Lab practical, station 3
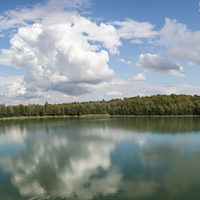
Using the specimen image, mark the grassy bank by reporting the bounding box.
[0,114,110,120]
[110,115,200,118]
[0,114,200,121]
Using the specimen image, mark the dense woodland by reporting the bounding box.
[1,94,200,118]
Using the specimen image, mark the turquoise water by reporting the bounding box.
[0,117,200,200]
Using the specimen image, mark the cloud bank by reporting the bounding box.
[0,0,160,101]
[0,0,199,103]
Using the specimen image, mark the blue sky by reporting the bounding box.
[0,0,200,104]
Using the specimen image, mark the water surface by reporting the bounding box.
[0,117,200,200]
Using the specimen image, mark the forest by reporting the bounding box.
[1,94,200,118]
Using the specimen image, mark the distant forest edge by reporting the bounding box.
[1,94,200,118]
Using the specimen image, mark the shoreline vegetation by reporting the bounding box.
[1,94,200,120]
[0,114,200,121]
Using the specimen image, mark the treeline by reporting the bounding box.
[1,94,200,118]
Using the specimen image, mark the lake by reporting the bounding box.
[0,117,200,200]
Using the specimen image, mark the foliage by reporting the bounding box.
[1,94,200,118]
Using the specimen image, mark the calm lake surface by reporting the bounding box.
[0,117,200,200]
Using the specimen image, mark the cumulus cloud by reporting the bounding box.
[136,53,185,77]
[0,0,160,101]
[0,14,119,97]
[160,18,200,65]
[113,18,158,39]
[1,1,198,103]
[0,76,25,98]
[130,73,146,81]
[0,78,78,105]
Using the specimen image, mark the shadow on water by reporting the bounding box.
[0,117,200,134]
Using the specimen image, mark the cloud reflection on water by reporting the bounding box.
[0,118,200,199]
[0,119,146,199]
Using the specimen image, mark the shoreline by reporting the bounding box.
[0,114,200,120]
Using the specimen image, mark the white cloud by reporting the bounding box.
[92,79,200,101]
[0,0,160,101]
[160,18,200,65]
[113,18,158,39]
[136,53,185,77]
[131,39,143,44]
[0,76,25,97]
[1,2,199,103]
[107,91,122,96]
[131,73,146,81]
[0,0,91,32]
[118,58,131,65]
[0,14,120,97]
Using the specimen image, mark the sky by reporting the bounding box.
[0,0,200,104]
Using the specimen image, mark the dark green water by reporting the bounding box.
[0,117,200,200]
